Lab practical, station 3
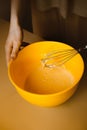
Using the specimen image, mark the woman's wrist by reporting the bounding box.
[10,14,19,26]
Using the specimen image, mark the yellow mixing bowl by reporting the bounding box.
[8,41,84,107]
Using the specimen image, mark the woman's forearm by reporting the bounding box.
[10,0,21,24]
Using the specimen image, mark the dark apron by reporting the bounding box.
[31,0,87,49]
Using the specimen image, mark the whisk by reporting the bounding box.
[41,45,87,68]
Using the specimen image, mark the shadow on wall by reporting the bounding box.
[0,0,32,32]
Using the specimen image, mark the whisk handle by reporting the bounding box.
[78,45,87,52]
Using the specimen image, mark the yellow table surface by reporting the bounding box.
[0,19,87,130]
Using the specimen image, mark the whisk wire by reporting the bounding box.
[48,49,77,59]
[44,50,78,67]
[42,45,87,67]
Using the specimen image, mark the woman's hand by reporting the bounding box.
[5,22,23,66]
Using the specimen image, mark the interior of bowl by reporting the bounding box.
[8,41,84,95]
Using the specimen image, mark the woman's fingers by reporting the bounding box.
[5,24,23,66]
[5,40,21,66]
[11,41,21,59]
[5,41,13,66]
